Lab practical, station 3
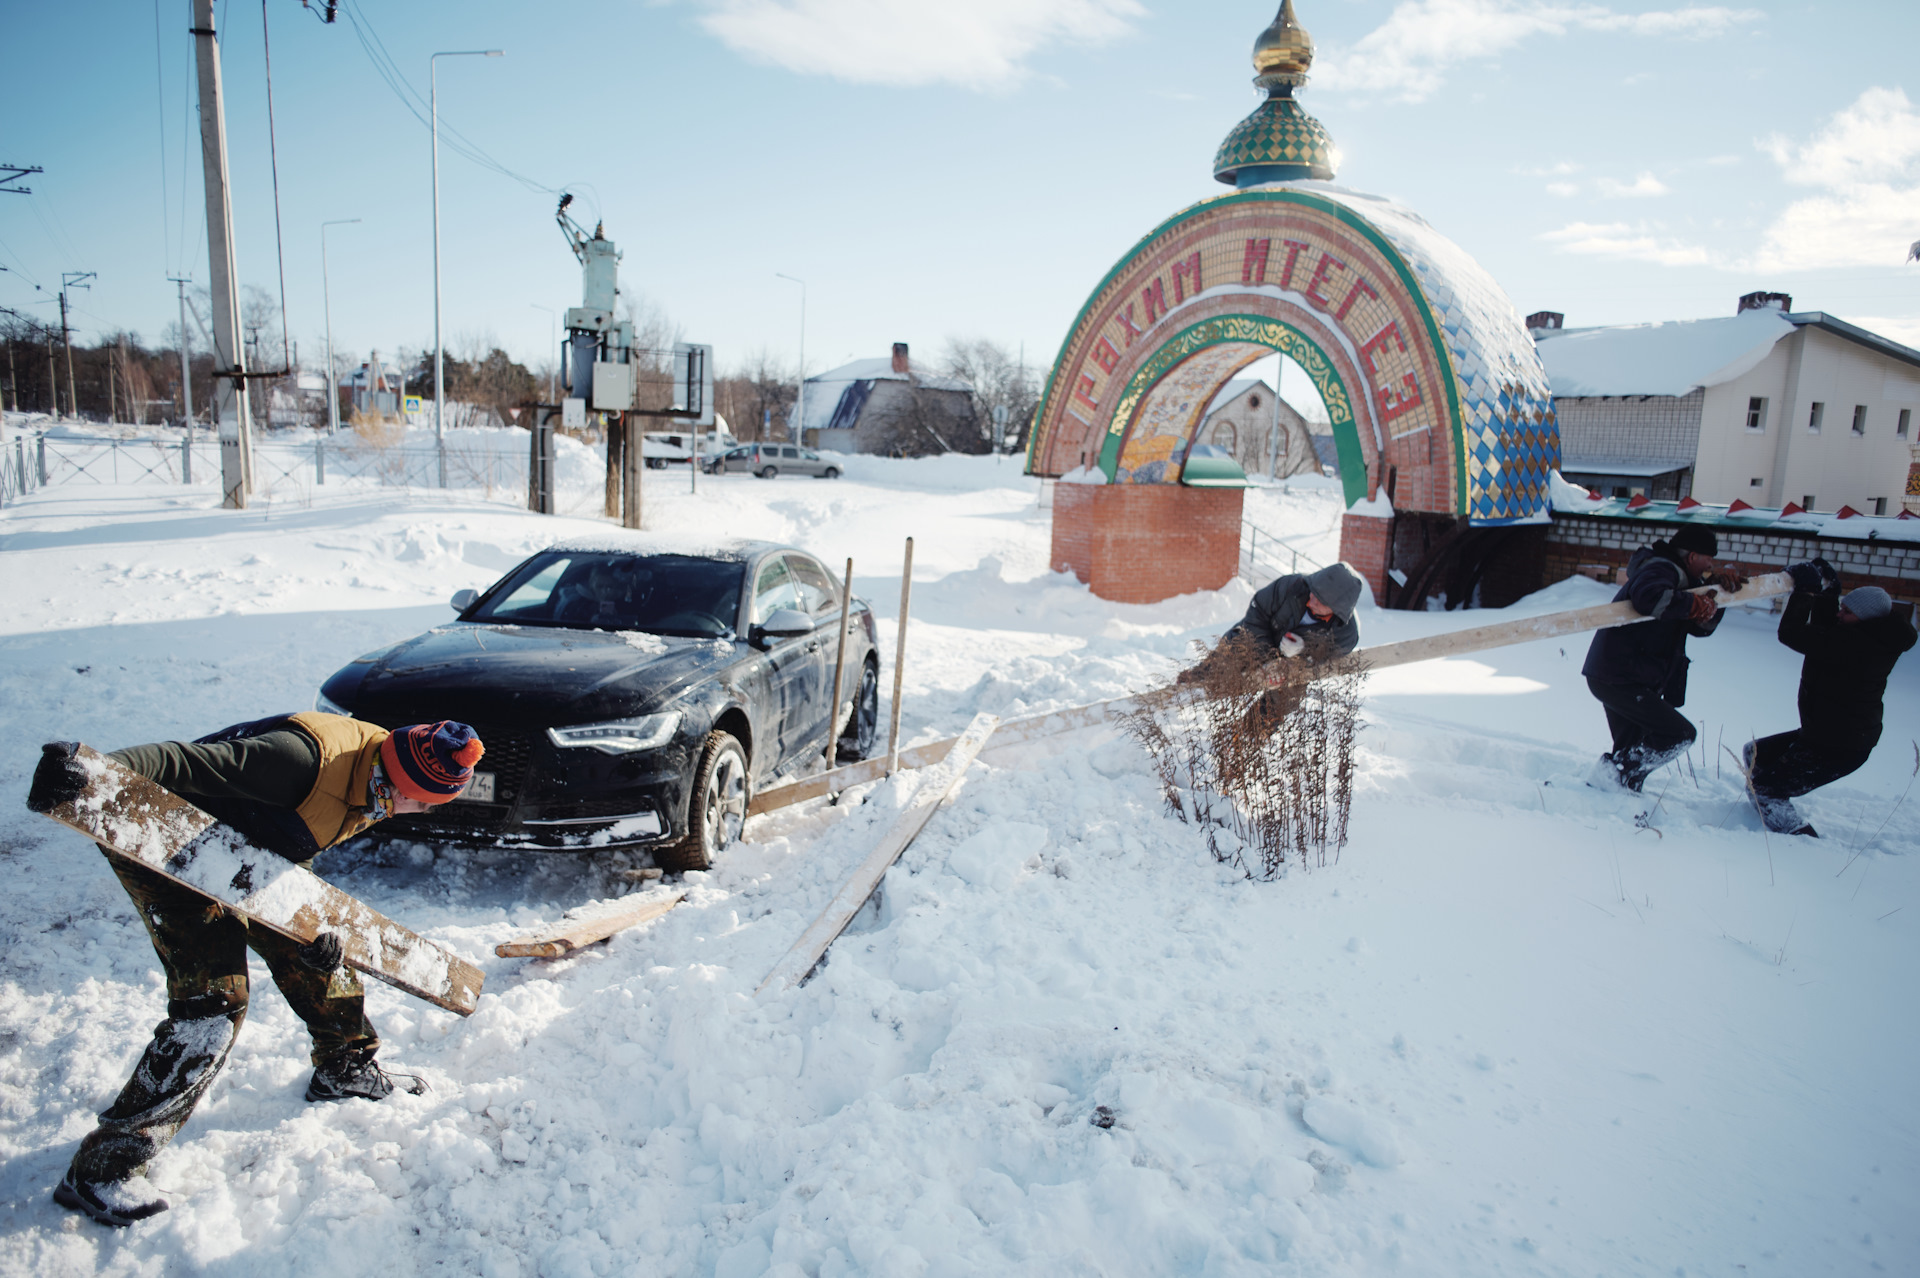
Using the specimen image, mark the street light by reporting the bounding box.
[530,303,556,403]
[775,272,805,443]
[432,48,503,485]
[321,218,361,436]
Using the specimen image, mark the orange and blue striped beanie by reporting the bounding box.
[381,721,485,804]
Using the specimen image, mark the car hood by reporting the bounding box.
[347,623,742,724]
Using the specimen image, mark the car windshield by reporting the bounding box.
[470,552,744,637]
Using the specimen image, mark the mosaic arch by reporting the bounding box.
[1027,184,1560,525]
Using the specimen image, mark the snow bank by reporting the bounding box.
[0,468,1916,1277]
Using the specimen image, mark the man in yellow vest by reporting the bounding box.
[26,712,483,1227]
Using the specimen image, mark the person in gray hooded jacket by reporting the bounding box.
[1179,564,1365,728]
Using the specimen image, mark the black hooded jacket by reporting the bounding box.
[1580,540,1721,695]
[1779,593,1915,745]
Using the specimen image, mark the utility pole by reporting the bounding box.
[776,273,805,443]
[167,277,194,428]
[191,0,254,508]
[431,48,504,488]
[58,273,93,420]
[321,220,358,436]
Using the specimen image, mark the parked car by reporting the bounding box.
[315,538,879,869]
[708,442,842,479]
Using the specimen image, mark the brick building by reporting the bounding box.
[1532,295,1920,515]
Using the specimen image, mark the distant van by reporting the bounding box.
[708,443,842,479]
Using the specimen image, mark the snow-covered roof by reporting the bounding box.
[801,357,972,434]
[1547,470,1920,542]
[1536,308,1796,398]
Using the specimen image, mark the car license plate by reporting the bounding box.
[456,771,496,803]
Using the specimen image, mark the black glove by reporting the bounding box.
[26,742,86,813]
[1785,562,1823,594]
[1809,556,1839,592]
[295,932,345,973]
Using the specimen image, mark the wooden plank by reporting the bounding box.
[1320,572,1792,680]
[745,573,1795,818]
[42,746,485,1015]
[494,889,687,959]
[756,712,998,997]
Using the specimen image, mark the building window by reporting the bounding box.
[1745,396,1767,431]
[1874,497,1888,516]
[1802,494,1816,510]
[1749,477,1764,487]
[1852,404,1867,434]
[1901,409,1912,438]
[1808,402,1824,432]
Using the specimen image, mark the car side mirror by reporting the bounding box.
[451,588,479,612]
[753,607,814,647]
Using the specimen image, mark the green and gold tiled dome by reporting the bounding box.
[1214,0,1337,186]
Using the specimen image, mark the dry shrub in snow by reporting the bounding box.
[1125,638,1366,879]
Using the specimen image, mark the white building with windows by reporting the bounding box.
[1533,294,1919,515]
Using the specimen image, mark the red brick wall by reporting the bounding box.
[1050,484,1245,604]
[1340,512,1390,603]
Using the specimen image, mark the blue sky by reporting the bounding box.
[3,0,1915,390]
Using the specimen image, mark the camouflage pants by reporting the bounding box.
[69,849,378,1184]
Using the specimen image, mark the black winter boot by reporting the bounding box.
[54,1170,169,1227]
[305,1048,424,1102]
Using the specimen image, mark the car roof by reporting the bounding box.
[541,533,782,563]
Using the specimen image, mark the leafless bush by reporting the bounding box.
[1123,639,1366,879]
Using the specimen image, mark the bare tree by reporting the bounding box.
[716,348,796,442]
[941,337,1041,452]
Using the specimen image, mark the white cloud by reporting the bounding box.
[696,0,1143,90]
[1545,180,1579,197]
[1753,87,1920,270]
[1315,0,1762,103]
[1597,171,1669,197]
[1538,221,1712,266]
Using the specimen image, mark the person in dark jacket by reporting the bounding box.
[1582,525,1746,792]
[1180,563,1364,727]
[26,713,483,1227]
[1743,578,1915,835]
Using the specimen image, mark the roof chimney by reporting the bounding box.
[1738,291,1792,315]
[891,342,909,375]
[1525,310,1564,336]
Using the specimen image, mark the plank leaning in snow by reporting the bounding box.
[494,889,687,959]
[40,747,485,1016]
[756,712,999,998]
[747,573,1794,818]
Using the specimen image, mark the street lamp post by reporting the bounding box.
[530,303,556,403]
[775,273,805,444]
[321,218,361,436]
[431,48,503,486]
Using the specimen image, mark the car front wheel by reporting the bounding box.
[662,730,747,872]
[836,659,880,761]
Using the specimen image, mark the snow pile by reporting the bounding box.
[1548,468,1605,512]
[0,458,1916,1276]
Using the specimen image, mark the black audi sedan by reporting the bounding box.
[315,537,878,870]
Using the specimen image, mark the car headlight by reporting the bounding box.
[547,712,682,754]
[315,690,352,717]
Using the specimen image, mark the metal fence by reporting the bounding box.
[1240,520,1326,585]
[2,431,548,507]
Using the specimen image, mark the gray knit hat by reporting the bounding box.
[1306,563,1364,622]
[1841,586,1891,620]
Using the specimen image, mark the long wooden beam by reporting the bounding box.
[745,574,1793,820]
[756,712,998,997]
[43,747,485,1015]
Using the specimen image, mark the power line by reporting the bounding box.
[335,0,552,195]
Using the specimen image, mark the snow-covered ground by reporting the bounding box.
[0,454,1914,1277]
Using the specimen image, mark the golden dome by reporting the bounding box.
[1252,0,1314,86]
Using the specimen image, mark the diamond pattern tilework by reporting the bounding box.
[1282,183,1560,525]
[1213,98,1336,182]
